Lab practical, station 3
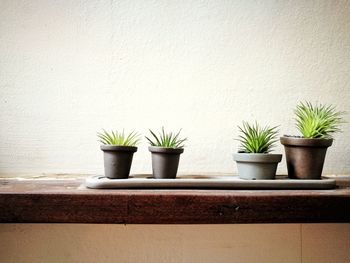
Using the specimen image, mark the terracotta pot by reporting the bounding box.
[149,146,184,179]
[101,145,137,179]
[233,153,282,180]
[280,136,333,179]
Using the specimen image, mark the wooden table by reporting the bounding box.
[1,175,350,224]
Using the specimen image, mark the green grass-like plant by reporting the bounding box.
[146,127,187,148]
[295,101,345,139]
[237,121,279,153]
[97,129,141,146]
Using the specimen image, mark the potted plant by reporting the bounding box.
[280,101,345,179]
[97,129,140,179]
[146,127,187,179]
[233,121,282,180]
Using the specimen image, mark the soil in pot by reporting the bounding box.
[101,145,137,179]
[149,146,184,179]
[233,153,282,180]
[280,136,333,179]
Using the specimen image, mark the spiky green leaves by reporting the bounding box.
[237,122,279,153]
[97,129,141,146]
[146,127,187,148]
[295,102,345,139]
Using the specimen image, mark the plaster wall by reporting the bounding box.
[0,0,349,175]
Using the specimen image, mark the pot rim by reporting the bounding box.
[100,145,138,152]
[233,153,282,163]
[148,146,184,154]
[280,136,333,147]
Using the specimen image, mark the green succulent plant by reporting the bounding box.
[294,101,345,139]
[146,127,187,148]
[237,121,279,153]
[97,129,141,146]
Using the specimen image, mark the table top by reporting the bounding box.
[1,174,350,224]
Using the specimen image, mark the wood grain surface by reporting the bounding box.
[1,176,350,224]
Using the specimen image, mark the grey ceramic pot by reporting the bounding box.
[280,136,333,179]
[233,153,282,180]
[149,146,184,179]
[100,145,137,179]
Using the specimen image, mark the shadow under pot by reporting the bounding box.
[280,137,333,179]
[233,153,282,180]
[101,145,137,179]
[149,146,184,179]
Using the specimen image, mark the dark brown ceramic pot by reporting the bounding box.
[101,145,137,179]
[280,136,333,179]
[149,146,184,179]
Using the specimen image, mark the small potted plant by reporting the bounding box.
[280,101,345,179]
[233,121,282,180]
[97,129,140,179]
[146,127,187,179]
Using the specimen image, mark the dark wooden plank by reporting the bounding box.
[1,177,350,223]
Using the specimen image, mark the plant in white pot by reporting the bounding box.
[146,127,187,179]
[280,102,345,179]
[233,122,282,180]
[98,129,141,179]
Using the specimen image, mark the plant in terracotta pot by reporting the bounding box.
[280,102,345,179]
[98,129,141,179]
[146,127,187,179]
[233,121,282,180]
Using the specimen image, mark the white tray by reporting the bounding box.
[85,174,336,190]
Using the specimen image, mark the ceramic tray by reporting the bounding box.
[85,174,336,190]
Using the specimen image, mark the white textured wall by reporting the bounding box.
[0,0,349,175]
